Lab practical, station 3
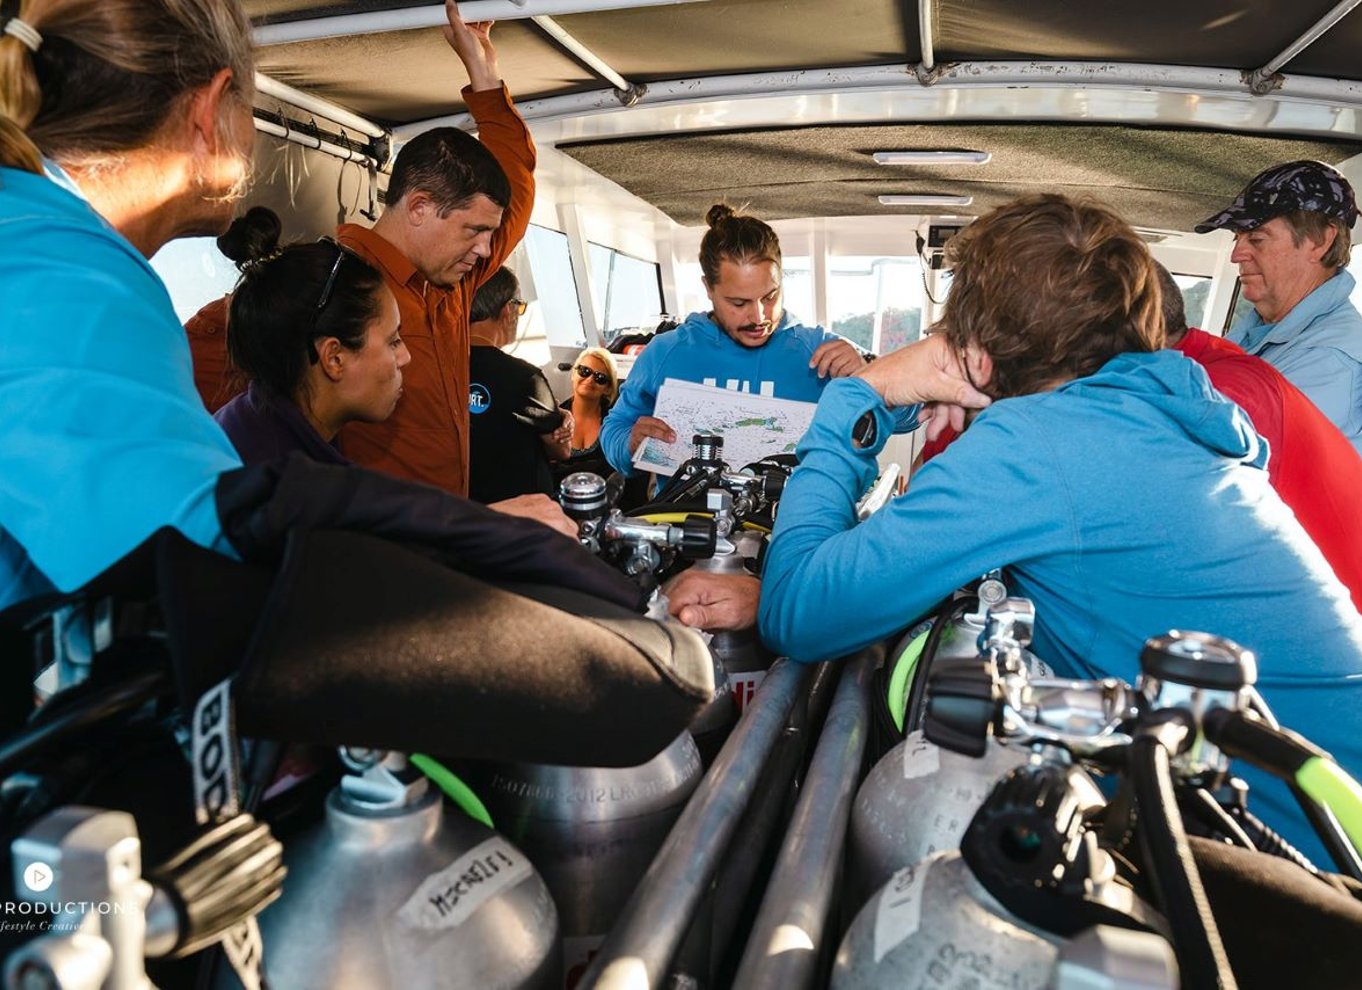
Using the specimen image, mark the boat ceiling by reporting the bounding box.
[246,0,1362,231]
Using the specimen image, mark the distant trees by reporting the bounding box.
[833,307,922,354]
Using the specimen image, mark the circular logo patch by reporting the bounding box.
[469,383,491,415]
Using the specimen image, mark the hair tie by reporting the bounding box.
[238,248,284,274]
[1,14,42,53]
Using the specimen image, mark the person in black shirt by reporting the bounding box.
[468,267,571,503]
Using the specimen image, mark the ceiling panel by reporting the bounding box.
[934,0,1344,68]
[561,122,1362,229]
[253,20,600,123]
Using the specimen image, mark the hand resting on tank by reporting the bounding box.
[664,569,761,631]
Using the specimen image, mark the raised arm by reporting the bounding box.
[443,2,537,284]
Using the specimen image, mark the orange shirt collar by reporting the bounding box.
[337,223,422,293]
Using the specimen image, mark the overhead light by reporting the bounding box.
[873,151,991,165]
[878,195,974,208]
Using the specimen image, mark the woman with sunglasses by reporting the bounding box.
[214,241,410,465]
[557,347,621,480]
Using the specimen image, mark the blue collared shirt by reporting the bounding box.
[1228,270,1362,455]
[0,163,241,610]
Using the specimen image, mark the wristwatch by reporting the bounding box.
[852,410,877,448]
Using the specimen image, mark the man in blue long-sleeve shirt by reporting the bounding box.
[759,193,1362,858]
[600,204,864,475]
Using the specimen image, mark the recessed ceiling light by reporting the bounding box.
[878,195,975,208]
[873,151,991,165]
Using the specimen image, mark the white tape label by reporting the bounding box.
[902,733,941,780]
[191,678,241,826]
[873,857,933,963]
[398,836,533,931]
[729,669,766,713]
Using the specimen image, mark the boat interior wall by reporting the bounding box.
[560,123,1362,230]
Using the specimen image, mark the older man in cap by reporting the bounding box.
[1196,160,1362,453]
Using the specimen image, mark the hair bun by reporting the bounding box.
[218,206,283,269]
[705,203,736,228]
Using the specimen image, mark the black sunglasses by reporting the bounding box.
[309,237,352,363]
[575,364,611,387]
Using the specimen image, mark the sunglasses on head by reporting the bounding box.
[309,237,356,363]
[574,364,611,387]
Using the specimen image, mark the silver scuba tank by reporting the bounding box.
[688,516,773,716]
[248,752,559,990]
[459,733,703,987]
[845,731,1030,913]
[834,851,1062,990]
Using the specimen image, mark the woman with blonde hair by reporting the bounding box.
[558,345,620,478]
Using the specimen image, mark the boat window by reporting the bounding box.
[523,224,587,349]
[149,237,240,323]
[1170,273,1212,331]
[829,255,926,354]
[588,243,665,341]
[780,257,816,329]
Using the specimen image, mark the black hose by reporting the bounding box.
[1130,734,1237,989]
[1229,804,1322,876]
[1289,783,1362,881]
[903,595,977,734]
[0,668,168,780]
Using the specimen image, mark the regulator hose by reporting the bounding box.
[903,595,978,734]
[1130,730,1237,989]
[148,813,286,958]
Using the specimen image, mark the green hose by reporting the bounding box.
[411,753,494,829]
[1296,756,1362,856]
[887,629,931,733]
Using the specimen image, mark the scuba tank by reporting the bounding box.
[845,731,1030,913]
[459,733,703,988]
[687,491,774,716]
[834,851,1062,990]
[835,761,1176,990]
[246,752,559,990]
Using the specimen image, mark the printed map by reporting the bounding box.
[632,378,818,476]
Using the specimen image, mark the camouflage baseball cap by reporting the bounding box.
[1194,160,1358,234]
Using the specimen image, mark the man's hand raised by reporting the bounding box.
[854,334,991,439]
[810,339,866,379]
[441,0,500,91]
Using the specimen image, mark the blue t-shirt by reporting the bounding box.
[0,164,241,610]
[599,311,847,475]
[761,353,1362,857]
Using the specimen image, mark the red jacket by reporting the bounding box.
[337,84,536,497]
[1175,329,1362,611]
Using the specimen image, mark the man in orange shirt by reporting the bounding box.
[338,2,555,525]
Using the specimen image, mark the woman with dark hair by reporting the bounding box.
[215,241,409,465]
[186,205,283,412]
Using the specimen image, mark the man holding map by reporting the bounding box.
[600,204,865,476]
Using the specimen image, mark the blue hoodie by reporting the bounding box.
[761,352,1362,856]
[599,310,845,475]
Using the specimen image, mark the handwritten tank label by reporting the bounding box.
[397,837,533,931]
[873,855,936,963]
[902,733,941,780]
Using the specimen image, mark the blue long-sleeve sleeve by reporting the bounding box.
[758,377,1066,662]
[599,337,669,476]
